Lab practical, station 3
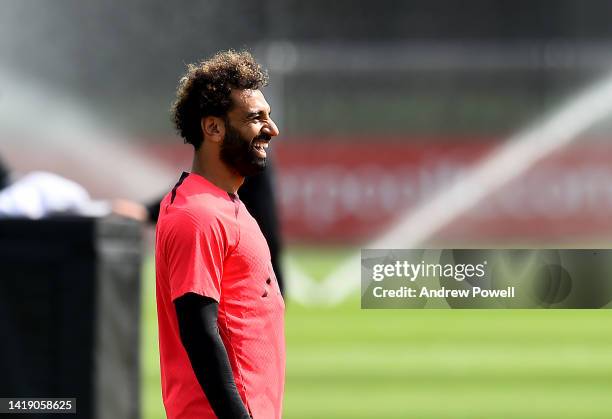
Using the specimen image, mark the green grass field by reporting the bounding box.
[141,247,612,419]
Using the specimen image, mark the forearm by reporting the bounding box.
[175,293,251,419]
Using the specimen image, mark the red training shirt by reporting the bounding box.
[155,172,285,419]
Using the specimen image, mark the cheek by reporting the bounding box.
[246,125,261,138]
[243,131,259,144]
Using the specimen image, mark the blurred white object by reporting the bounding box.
[0,171,111,218]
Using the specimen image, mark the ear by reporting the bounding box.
[201,116,225,143]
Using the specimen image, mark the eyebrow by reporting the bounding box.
[246,109,272,119]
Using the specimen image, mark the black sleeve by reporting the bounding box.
[174,293,251,419]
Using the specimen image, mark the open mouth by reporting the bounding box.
[252,139,270,158]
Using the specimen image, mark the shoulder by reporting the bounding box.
[157,206,235,262]
[160,206,218,238]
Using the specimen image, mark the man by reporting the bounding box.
[155,50,285,419]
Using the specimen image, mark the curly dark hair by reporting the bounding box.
[171,50,269,149]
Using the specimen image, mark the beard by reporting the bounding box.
[219,121,268,177]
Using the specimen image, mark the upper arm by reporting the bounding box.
[162,211,227,302]
[174,293,219,338]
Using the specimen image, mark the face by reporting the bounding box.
[219,89,279,177]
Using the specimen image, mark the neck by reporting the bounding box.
[191,151,244,194]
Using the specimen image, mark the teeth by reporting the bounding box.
[263,143,269,148]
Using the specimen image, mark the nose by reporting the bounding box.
[263,118,280,137]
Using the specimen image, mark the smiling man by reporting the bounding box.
[155,50,285,419]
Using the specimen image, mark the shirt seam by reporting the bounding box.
[220,201,250,412]
[227,202,241,259]
[221,202,248,410]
